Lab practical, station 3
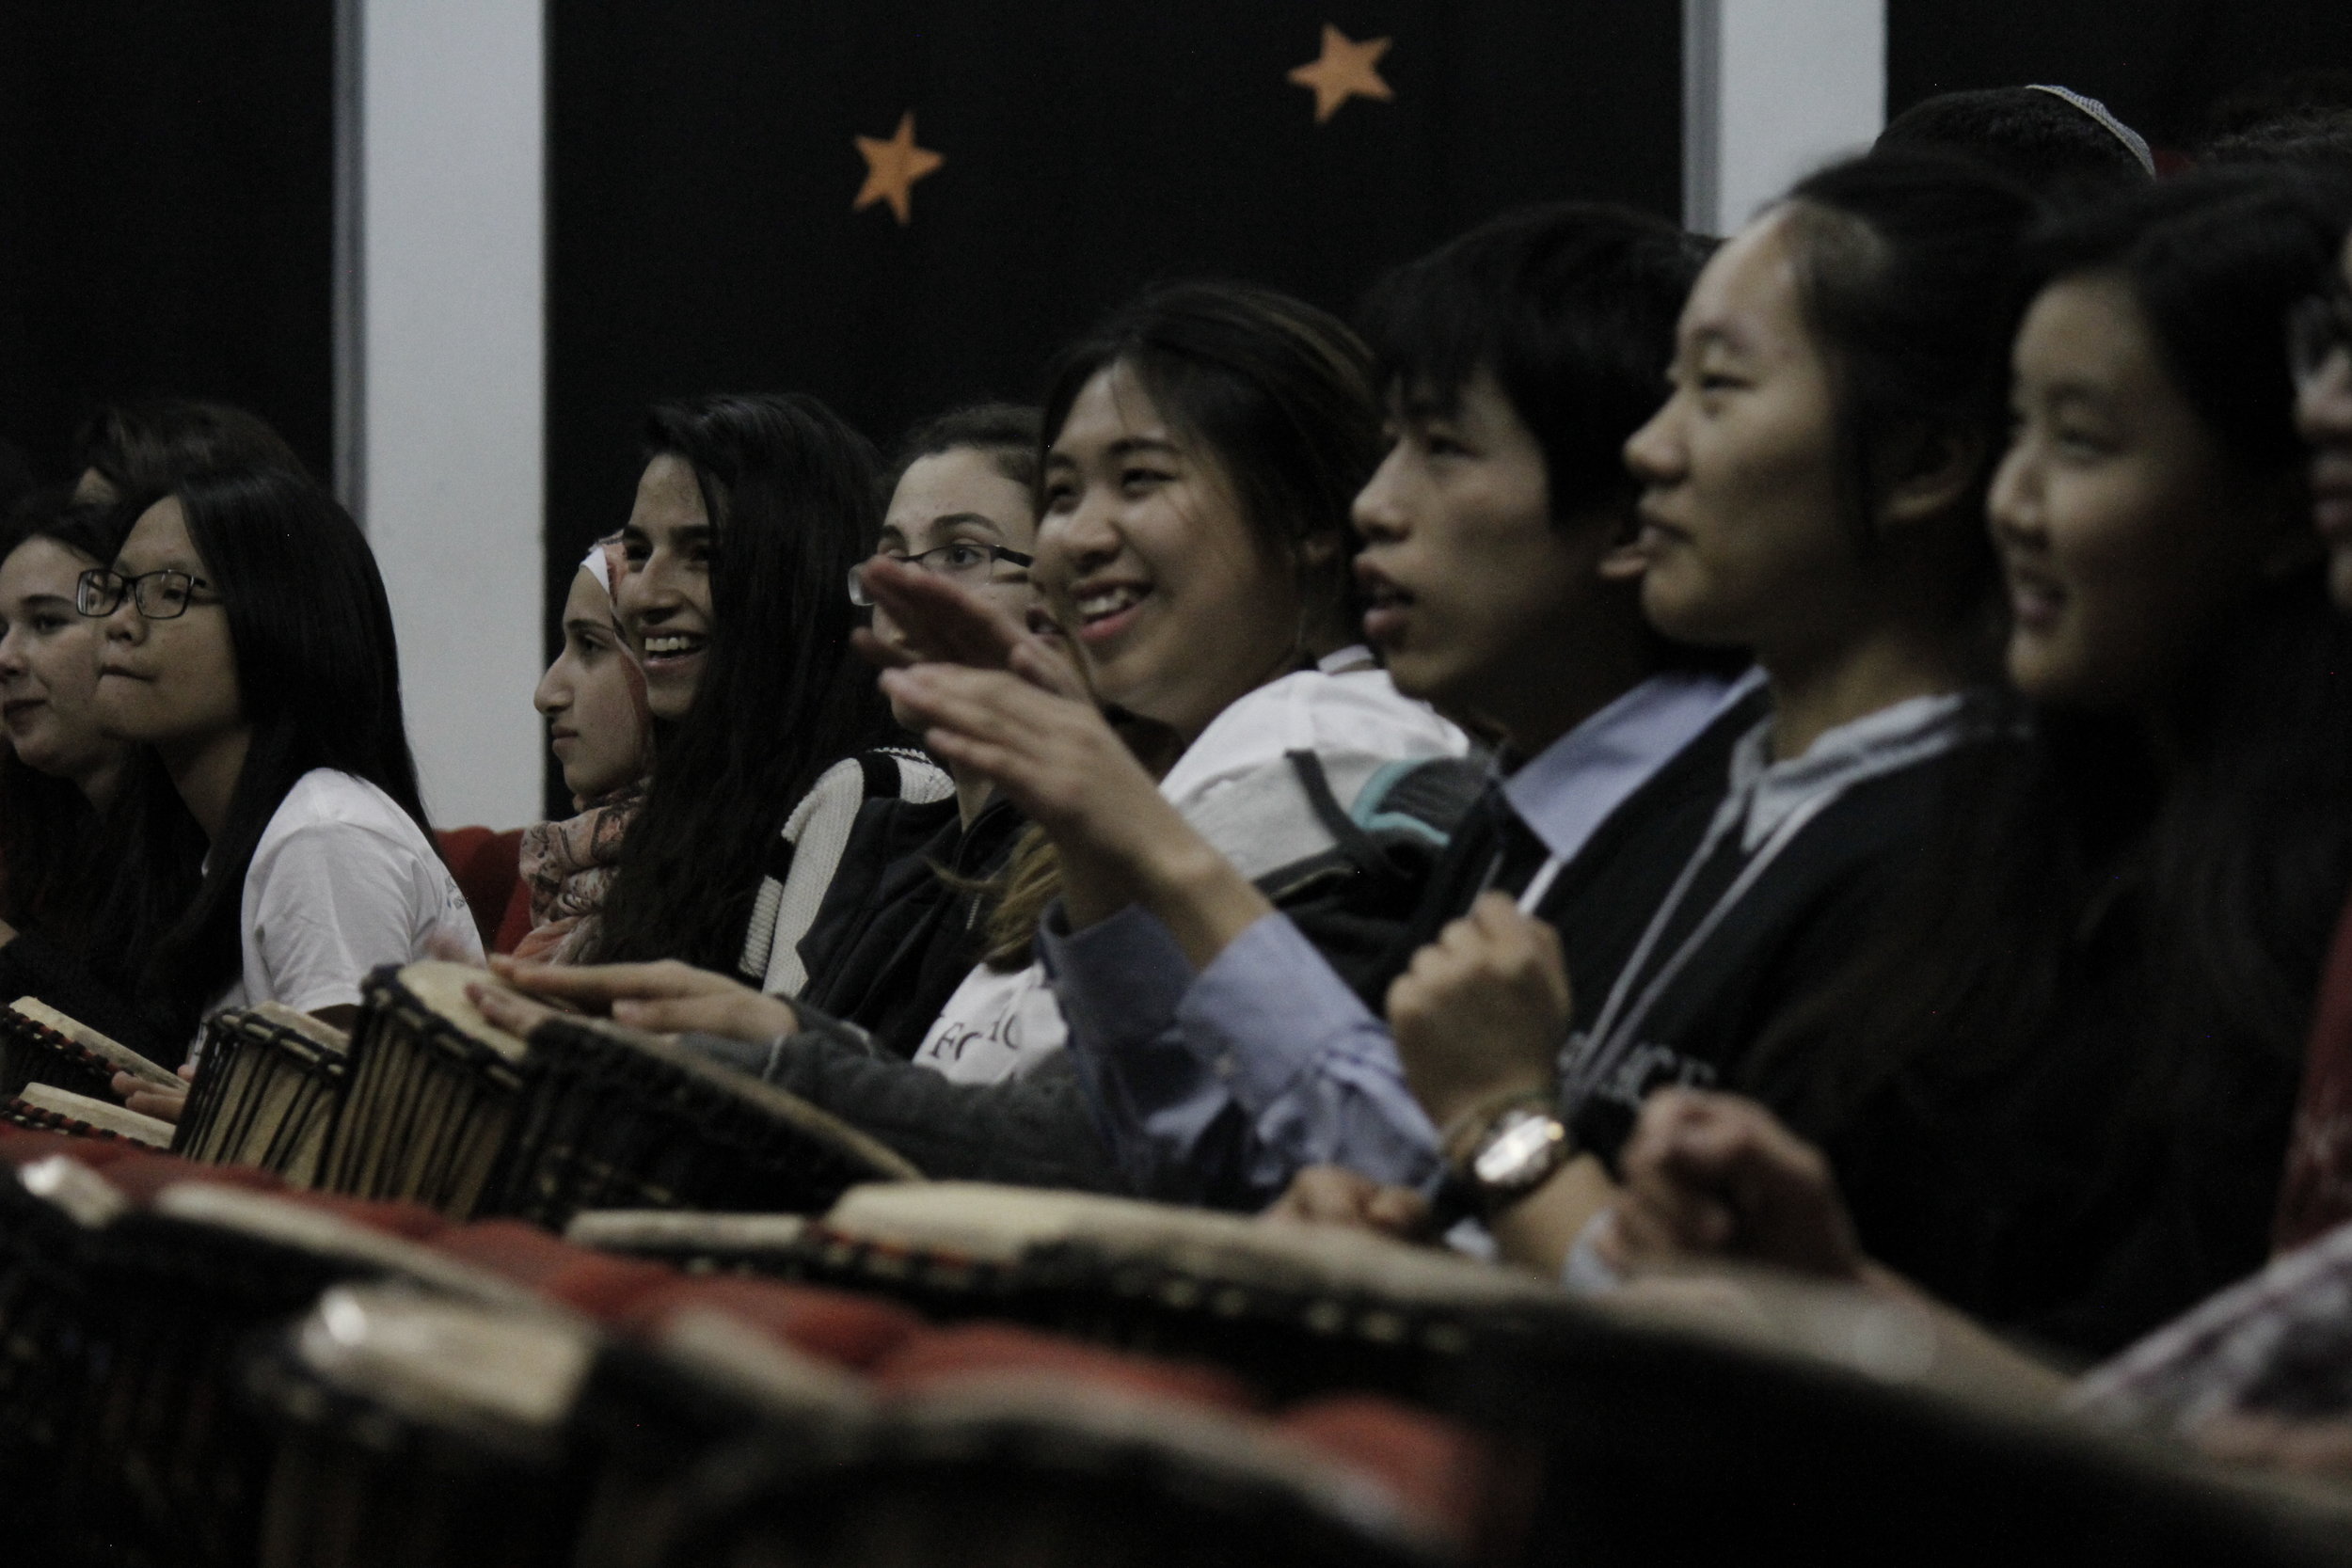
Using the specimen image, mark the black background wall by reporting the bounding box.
[0,4,334,485]
[545,0,1683,660]
[1890,0,2352,150]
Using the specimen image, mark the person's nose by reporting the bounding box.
[1985,442,2044,552]
[1622,395,1685,490]
[1351,447,1411,546]
[1039,488,1123,585]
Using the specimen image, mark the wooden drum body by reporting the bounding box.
[316,964,531,1217]
[474,1015,919,1230]
[175,1003,351,1182]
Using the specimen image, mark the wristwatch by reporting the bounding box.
[1451,1093,1571,1217]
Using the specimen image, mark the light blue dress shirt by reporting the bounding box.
[1038,670,1756,1209]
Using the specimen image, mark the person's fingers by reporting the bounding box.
[469,982,563,1037]
[489,958,715,1006]
[1361,1183,1434,1241]
[123,1084,188,1122]
[862,562,1027,667]
[610,991,798,1041]
[850,625,920,672]
[176,1064,197,1083]
[1006,638,1089,701]
[1263,1165,1381,1228]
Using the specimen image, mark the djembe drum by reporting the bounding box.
[1,1082,176,1147]
[316,963,532,1217]
[32,1170,532,1567]
[570,1181,1564,1405]
[246,1284,601,1568]
[0,994,182,1103]
[175,1002,351,1182]
[1454,1267,2352,1568]
[473,1012,922,1230]
[627,1363,1464,1568]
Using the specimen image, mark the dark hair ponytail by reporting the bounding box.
[588,393,891,972]
[1780,150,2040,615]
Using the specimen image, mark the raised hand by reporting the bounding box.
[1605,1088,1864,1281]
[1386,892,1571,1136]
[852,555,1087,700]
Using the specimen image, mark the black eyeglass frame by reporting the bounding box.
[74,567,219,621]
[848,542,1035,608]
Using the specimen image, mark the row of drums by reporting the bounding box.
[0,964,2348,1566]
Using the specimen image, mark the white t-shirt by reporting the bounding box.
[212,768,484,1023]
[911,652,1468,1085]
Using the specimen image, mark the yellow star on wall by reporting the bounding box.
[1287,24,1394,124]
[853,110,944,226]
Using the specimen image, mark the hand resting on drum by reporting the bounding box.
[483,955,799,1042]
[110,1063,195,1123]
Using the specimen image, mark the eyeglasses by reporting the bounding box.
[75,567,218,620]
[848,542,1034,607]
[2290,280,2352,393]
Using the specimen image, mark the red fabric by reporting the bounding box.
[620,1275,924,1370]
[431,1219,676,1321]
[1276,1395,1494,1542]
[2275,892,2352,1251]
[868,1322,1258,1412]
[431,1219,595,1287]
[435,827,529,953]
[265,1190,448,1242]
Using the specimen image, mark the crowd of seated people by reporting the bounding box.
[15,80,2352,1493]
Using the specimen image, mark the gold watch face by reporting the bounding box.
[1472,1107,1565,1189]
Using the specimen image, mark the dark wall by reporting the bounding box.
[546,0,1683,673]
[1891,0,2352,150]
[0,5,334,486]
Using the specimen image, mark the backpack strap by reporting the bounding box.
[736,748,952,990]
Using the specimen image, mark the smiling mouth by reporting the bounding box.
[1071,583,1150,643]
[639,631,707,664]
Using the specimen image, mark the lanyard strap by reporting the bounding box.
[1561,778,1846,1113]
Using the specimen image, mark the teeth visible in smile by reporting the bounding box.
[643,634,703,656]
[1076,585,1144,621]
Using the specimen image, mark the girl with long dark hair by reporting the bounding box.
[582,394,901,976]
[1591,167,2352,1357]
[87,467,480,1111]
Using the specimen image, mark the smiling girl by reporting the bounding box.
[1588,167,2352,1357]
[87,467,480,1112]
[584,394,901,978]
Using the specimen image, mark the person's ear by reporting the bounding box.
[1875,426,1987,533]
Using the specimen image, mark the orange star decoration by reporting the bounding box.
[1287,24,1394,124]
[853,110,944,226]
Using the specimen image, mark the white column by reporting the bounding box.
[342,0,546,830]
[1685,0,1886,235]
